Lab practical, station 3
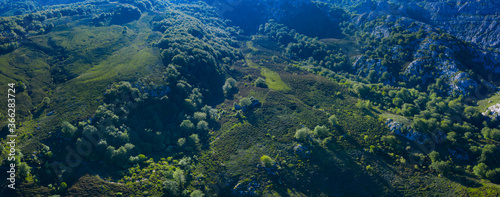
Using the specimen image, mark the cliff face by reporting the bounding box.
[210,0,346,38]
[348,0,500,49]
[344,0,500,96]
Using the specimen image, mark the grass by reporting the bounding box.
[245,41,291,91]
[476,92,500,112]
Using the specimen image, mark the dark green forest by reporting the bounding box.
[0,0,500,196]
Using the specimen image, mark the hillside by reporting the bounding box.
[0,0,499,196]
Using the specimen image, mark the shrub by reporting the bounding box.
[163,179,179,196]
[473,163,488,178]
[313,125,329,138]
[223,78,238,96]
[180,120,194,130]
[294,127,311,141]
[191,190,205,197]
[381,135,397,147]
[429,160,451,174]
[260,155,274,168]
[197,120,209,130]
[486,168,500,183]
[61,121,77,137]
[254,77,267,88]
[194,112,207,121]
[429,151,440,163]
[188,134,200,145]
[178,138,186,147]
[239,97,253,108]
[328,115,339,126]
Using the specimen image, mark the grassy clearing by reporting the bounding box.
[245,42,291,91]
[477,92,500,112]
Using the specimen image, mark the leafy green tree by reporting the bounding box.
[313,125,329,138]
[473,163,488,178]
[163,180,180,196]
[254,77,267,88]
[42,97,51,107]
[223,78,238,96]
[429,151,440,163]
[61,121,77,137]
[328,115,339,126]
[260,155,274,168]
[180,120,194,130]
[294,127,311,141]
[173,169,185,183]
[392,97,403,108]
[381,135,397,147]
[194,112,207,121]
[429,160,451,174]
[188,134,200,145]
[178,138,186,147]
[60,182,68,191]
[191,190,205,197]
[197,120,209,130]
[19,162,31,178]
[239,97,253,108]
[486,168,500,183]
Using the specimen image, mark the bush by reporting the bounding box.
[260,155,274,168]
[194,112,207,121]
[381,135,397,147]
[223,78,238,97]
[429,160,451,174]
[328,115,339,126]
[429,151,440,163]
[294,127,311,141]
[197,120,209,130]
[191,190,205,197]
[180,120,194,130]
[486,168,500,183]
[110,4,142,25]
[313,125,329,138]
[473,163,488,178]
[61,121,77,137]
[178,138,186,147]
[239,97,253,108]
[254,77,267,88]
[188,134,200,145]
[163,179,179,196]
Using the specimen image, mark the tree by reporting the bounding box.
[446,132,458,144]
[19,162,31,178]
[163,179,179,196]
[223,78,238,96]
[429,151,440,163]
[197,120,209,130]
[42,97,51,107]
[429,160,451,174]
[313,125,329,138]
[191,190,205,197]
[473,163,488,178]
[188,134,200,145]
[254,77,267,88]
[194,112,207,121]
[381,135,397,147]
[180,120,194,130]
[239,97,252,108]
[328,115,339,126]
[178,138,186,147]
[173,169,185,183]
[61,121,77,137]
[60,182,68,191]
[260,155,274,168]
[295,127,311,141]
[486,168,500,183]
